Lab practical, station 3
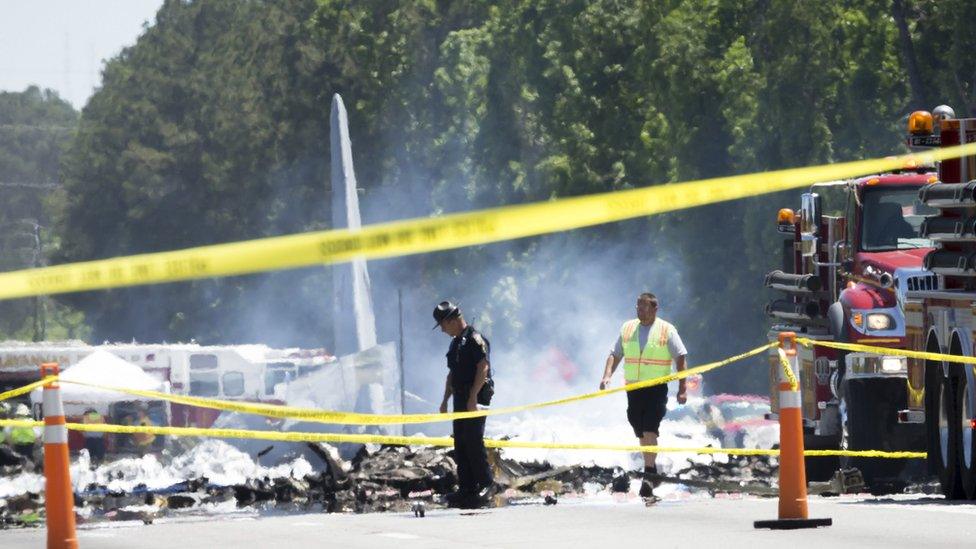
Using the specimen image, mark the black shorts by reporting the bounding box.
[626,385,668,437]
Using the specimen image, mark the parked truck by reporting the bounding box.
[0,341,336,427]
[764,149,938,486]
[902,106,976,499]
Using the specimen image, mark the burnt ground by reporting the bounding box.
[0,442,936,529]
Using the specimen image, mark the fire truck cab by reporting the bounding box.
[765,164,935,486]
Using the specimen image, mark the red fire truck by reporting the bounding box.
[903,106,976,499]
[765,152,938,487]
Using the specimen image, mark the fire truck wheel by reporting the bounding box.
[938,370,965,499]
[839,378,921,491]
[924,345,947,478]
[803,435,839,482]
[954,369,976,500]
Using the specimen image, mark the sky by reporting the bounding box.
[0,0,163,109]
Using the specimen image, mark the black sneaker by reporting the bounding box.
[639,479,654,498]
[459,493,485,509]
[445,490,473,508]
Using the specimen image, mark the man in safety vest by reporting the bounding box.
[82,408,107,464]
[6,404,38,460]
[600,292,687,499]
[0,402,22,467]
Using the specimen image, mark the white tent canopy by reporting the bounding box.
[30,350,166,410]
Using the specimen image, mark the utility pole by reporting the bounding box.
[32,222,45,341]
[397,288,405,416]
[0,219,46,340]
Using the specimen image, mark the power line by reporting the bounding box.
[0,124,75,132]
[0,182,61,190]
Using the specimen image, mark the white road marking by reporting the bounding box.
[376,532,420,540]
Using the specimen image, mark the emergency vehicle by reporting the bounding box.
[902,106,976,499]
[764,150,937,486]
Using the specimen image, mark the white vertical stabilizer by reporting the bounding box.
[330,93,378,356]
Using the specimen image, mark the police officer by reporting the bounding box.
[434,301,496,508]
[82,408,107,464]
[133,407,157,453]
[600,292,687,499]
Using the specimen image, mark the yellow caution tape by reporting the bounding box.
[802,449,925,458]
[0,343,925,460]
[1,145,974,301]
[798,337,976,365]
[777,348,798,391]
[57,343,775,425]
[0,419,924,458]
[0,420,40,428]
[0,376,57,403]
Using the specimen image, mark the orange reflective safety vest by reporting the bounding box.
[621,318,674,383]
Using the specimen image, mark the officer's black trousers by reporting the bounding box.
[12,444,33,460]
[452,394,493,493]
[0,446,21,467]
[85,437,106,463]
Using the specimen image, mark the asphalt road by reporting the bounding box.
[4,494,976,548]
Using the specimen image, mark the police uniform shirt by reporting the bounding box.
[447,325,490,391]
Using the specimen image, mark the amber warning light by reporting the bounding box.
[908,111,933,135]
[776,208,795,233]
[908,110,940,147]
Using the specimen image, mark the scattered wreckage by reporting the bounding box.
[0,439,782,528]
[1,436,939,528]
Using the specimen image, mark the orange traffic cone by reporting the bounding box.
[754,332,831,530]
[41,362,78,549]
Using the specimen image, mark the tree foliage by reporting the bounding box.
[44,0,976,393]
[0,86,87,341]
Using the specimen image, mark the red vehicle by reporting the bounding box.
[902,106,976,500]
[765,161,936,486]
[706,394,777,449]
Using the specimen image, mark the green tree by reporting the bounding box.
[56,0,335,345]
[50,0,976,395]
[904,0,976,116]
[0,86,88,341]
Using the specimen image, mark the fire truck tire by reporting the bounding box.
[839,378,923,490]
[803,435,839,482]
[827,303,847,343]
[954,369,976,500]
[938,371,965,499]
[827,302,848,382]
[924,345,946,477]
